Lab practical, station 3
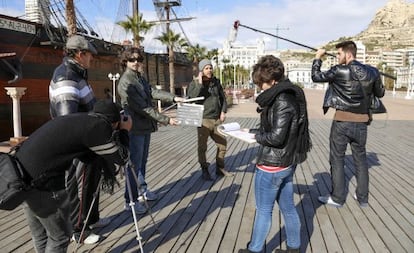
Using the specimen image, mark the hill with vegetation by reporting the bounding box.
[282,0,414,60]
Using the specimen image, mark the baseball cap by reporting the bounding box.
[92,100,121,123]
[66,35,98,55]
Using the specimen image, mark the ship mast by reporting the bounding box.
[132,0,139,47]
[66,0,77,36]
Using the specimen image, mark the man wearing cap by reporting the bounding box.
[49,34,97,115]
[48,35,106,244]
[15,100,131,253]
[187,59,233,180]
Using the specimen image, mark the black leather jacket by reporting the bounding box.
[117,68,175,134]
[312,59,385,114]
[253,81,310,167]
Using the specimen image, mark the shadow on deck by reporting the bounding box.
[1,117,413,253]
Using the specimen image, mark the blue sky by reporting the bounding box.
[0,0,410,53]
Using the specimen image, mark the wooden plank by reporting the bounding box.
[218,148,257,253]
[2,117,414,253]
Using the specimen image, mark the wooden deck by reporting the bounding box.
[1,112,413,252]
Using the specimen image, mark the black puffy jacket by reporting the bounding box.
[312,59,385,114]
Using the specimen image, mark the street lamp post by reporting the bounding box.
[233,64,237,103]
[406,59,413,99]
[108,73,120,103]
[382,63,386,89]
[220,65,223,86]
[392,70,396,97]
[411,59,414,97]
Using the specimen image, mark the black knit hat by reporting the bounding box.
[93,100,121,123]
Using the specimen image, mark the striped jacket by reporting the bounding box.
[49,57,96,117]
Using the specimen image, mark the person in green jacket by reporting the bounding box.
[117,47,184,213]
[187,59,233,180]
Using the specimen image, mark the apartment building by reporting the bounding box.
[219,38,265,69]
[25,0,50,24]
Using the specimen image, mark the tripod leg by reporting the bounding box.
[129,166,160,233]
[72,174,102,253]
[125,166,145,253]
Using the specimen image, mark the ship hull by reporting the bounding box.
[0,14,193,141]
[0,14,127,140]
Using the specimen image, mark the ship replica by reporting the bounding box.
[0,0,193,141]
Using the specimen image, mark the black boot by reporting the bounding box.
[274,247,300,253]
[201,163,213,181]
[238,249,255,253]
[202,169,213,180]
[216,167,234,177]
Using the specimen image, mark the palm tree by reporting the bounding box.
[185,43,207,63]
[206,48,219,61]
[207,48,219,77]
[185,43,207,78]
[221,58,231,88]
[117,13,154,47]
[156,30,188,94]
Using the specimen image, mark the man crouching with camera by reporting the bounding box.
[14,100,131,253]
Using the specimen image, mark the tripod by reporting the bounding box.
[73,173,103,253]
[71,160,159,253]
[121,160,161,253]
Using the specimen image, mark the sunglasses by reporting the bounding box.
[127,57,144,63]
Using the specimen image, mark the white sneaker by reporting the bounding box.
[138,190,158,201]
[318,195,343,208]
[124,202,147,214]
[83,233,100,244]
[71,232,100,244]
[89,217,111,229]
[353,193,368,208]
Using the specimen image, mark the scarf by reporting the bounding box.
[255,80,312,161]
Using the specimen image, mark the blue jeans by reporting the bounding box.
[249,165,300,252]
[329,121,368,204]
[125,133,150,202]
[24,189,71,253]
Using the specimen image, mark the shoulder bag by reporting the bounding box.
[0,152,31,210]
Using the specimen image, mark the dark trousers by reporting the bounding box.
[329,120,369,204]
[66,159,101,234]
[197,118,227,169]
[24,189,71,253]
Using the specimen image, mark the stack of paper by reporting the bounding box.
[217,122,256,144]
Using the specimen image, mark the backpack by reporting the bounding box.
[0,152,31,210]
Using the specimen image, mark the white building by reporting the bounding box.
[381,49,405,69]
[218,38,414,90]
[284,60,311,83]
[365,51,381,67]
[355,40,367,63]
[25,0,50,24]
[219,38,265,70]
